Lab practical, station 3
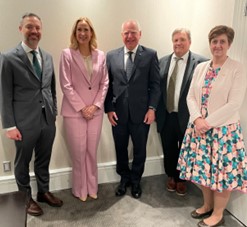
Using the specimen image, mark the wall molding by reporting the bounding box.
[0,155,164,194]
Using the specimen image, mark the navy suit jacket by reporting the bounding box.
[105,45,160,124]
[156,51,208,133]
[0,43,57,130]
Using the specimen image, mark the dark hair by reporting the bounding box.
[20,13,41,25]
[208,25,234,45]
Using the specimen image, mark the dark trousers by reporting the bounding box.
[14,110,56,196]
[160,112,185,182]
[112,121,150,185]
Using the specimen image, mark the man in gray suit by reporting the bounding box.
[105,20,160,199]
[156,28,208,196]
[0,13,63,216]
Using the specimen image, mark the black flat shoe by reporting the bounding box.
[197,218,224,227]
[191,209,213,219]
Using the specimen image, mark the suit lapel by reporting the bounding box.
[129,45,143,81]
[164,55,172,88]
[160,55,172,104]
[117,47,127,82]
[72,49,91,84]
[180,51,194,95]
[16,44,40,81]
[40,49,47,84]
[90,50,99,84]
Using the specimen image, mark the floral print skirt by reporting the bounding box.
[177,122,247,192]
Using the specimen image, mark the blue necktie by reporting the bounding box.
[126,51,133,81]
[31,50,42,80]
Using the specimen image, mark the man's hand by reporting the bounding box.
[6,128,22,141]
[107,111,118,126]
[144,109,155,125]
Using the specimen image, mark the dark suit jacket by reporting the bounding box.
[156,51,208,133]
[105,45,160,124]
[0,43,57,130]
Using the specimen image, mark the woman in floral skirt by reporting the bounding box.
[177,25,247,227]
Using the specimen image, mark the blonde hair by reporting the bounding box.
[70,17,97,50]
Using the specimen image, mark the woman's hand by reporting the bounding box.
[194,117,211,136]
[81,105,99,120]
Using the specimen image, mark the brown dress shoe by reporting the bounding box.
[166,177,176,192]
[37,192,63,207]
[176,182,187,196]
[26,198,43,216]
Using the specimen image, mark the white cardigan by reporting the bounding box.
[187,57,246,127]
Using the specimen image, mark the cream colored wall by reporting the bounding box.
[0,0,235,175]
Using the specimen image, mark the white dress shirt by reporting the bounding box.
[167,51,189,112]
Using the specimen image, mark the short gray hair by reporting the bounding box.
[121,19,141,32]
[172,28,191,41]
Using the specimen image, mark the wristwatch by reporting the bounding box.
[149,106,156,111]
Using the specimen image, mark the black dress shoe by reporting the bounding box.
[26,198,43,216]
[37,192,63,207]
[191,209,213,219]
[131,183,142,199]
[115,181,130,196]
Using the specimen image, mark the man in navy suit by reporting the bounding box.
[105,20,160,199]
[0,13,63,216]
[156,28,208,196]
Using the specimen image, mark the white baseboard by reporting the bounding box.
[0,155,164,194]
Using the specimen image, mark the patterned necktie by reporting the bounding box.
[166,57,182,113]
[31,50,42,80]
[126,51,133,81]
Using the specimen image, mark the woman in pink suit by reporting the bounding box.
[59,17,109,202]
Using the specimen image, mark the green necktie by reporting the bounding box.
[31,50,42,80]
[167,57,182,113]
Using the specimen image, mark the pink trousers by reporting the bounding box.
[64,114,103,198]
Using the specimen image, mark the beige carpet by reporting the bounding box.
[27,174,245,227]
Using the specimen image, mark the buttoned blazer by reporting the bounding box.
[187,57,246,127]
[59,48,109,117]
[156,51,208,133]
[104,45,161,124]
[0,43,57,129]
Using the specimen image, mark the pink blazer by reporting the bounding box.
[59,48,109,117]
[187,57,246,127]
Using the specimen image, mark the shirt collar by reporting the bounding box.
[172,51,189,62]
[124,45,139,55]
[21,41,39,54]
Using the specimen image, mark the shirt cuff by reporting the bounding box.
[6,126,17,131]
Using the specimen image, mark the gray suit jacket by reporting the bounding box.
[156,51,208,133]
[0,43,57,130]
[104,45,161,124]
